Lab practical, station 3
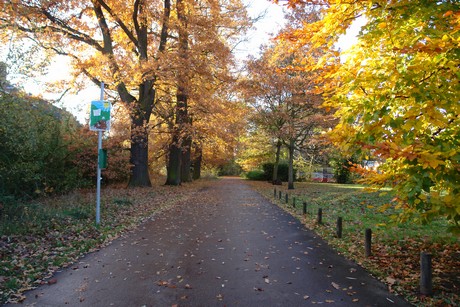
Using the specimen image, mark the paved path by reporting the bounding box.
[17,178,410,306]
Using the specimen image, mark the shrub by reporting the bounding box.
[262,162,295,182]
[218,160,243,176]
[72,128,130,185]
[0,93,83,198]
[0,92,131,201]
[245,170,266,181]
[333,159,355,184]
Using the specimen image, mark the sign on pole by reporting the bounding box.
[89,100,111,131]
[91,83,107,226]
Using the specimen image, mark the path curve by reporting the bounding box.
[14,177,410,306]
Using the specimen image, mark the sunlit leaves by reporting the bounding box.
[278,0,460,231]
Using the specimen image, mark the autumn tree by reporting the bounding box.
[278,0,460,230]
[0,0,176,186]
[244,10,332,189]
[161,0,250,185]
[244,47,327,189]
[193,85,248,175]
[243,48,289,185]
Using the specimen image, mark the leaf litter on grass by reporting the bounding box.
[0,179,213,304]
[248,180,459,306]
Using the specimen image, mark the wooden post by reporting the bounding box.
[365,228,372,257]
[279,191,282,200]
[302,202,307,215]
[336,217,343,238]
[420,252,433,296]
[317,208,322,224]
[274,188,277,198]
[285,193,288,204]
[292,197,296,208]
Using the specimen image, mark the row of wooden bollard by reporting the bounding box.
[273,188,434,296]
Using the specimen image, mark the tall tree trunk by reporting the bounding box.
[129,132,151,187]
[165,134,182,185]
[166,0,190,186]
[272,139,282,185]
[288,138,295,190]
[192,144,202,180]
[127,0,170,187]
[127,84,154,187]
[181,136,192,182]
[165,91,188,186]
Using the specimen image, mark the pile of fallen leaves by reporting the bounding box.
[0,179,211,304]
[248,180,459,306]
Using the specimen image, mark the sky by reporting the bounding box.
[236,0,286,58]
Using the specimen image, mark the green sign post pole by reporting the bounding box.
[96,84,103,225]
[89,82,111,225]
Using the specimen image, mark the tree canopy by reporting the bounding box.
[1,0,250,187]
[277,0,460,231]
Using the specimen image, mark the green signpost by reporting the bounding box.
[90,84,111,225]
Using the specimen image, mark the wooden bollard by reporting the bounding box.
[292,197,296,208]
[420,252,433,296]
[302,202,307,215]
[279,191,282,200]
[285,193,288,204]
[365,228,372,257]
[274,188,277,198]
[317,208,322,224]
[336,217,343,238]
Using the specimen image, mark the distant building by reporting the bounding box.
[311,166,335,183]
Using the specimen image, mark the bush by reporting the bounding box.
[333,159,354,184]
[262,162,295,182]
[0,92,131,201]
[0,93,83,198]
[72,128,131,185]
[218,160,243,176]
[245,170,266,181]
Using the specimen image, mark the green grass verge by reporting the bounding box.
[248,181,459,307]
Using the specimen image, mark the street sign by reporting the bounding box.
[89,100,111,131]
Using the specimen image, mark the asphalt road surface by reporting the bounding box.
[15,178,411,306]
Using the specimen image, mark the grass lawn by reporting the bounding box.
[247,180,459,307]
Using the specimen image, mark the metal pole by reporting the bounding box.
[96,82,104,225]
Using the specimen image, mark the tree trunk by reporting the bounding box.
[192,144,202,180]
[127,84,154,187]
[165,0,189,186]
[165,135,182,185]
[181,136,192,182]
[128,132,151,187]
[288,138,295,190]
[272,139,282,185]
